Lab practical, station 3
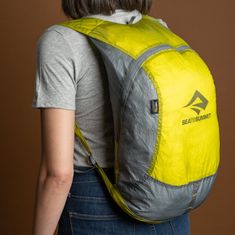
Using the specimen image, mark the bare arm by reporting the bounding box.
[32,108,75,235]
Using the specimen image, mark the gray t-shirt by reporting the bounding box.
[31,9,168,171]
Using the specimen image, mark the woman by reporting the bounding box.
[32,0,190,234]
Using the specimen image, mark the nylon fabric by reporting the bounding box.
[57,13,220,223]
[144,49,220,185]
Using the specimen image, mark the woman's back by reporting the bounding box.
[32,9,168,170]
[32,4,190,235]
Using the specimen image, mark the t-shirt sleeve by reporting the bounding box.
[32,28,77,110]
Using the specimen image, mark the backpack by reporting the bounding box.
[57,14,220,224]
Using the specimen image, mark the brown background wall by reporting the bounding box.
[0,0,234,234]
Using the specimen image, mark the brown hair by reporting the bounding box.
[61,0,153,19]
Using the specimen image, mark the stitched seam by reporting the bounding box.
[72,180,98,183]
[69,195,109,202]
[169,220,176,235]
[69,211,120,220]
[69,213,75,235]
[52,29,77,62]
[151,224,156,235]
[52,28,85,86]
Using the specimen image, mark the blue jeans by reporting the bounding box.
[58,166,190,235]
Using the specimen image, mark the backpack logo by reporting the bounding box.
[184,90,208,115]
[182,90,211,125]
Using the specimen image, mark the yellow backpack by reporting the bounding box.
[58,14,220,223]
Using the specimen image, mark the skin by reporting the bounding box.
[32,108,75,235]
